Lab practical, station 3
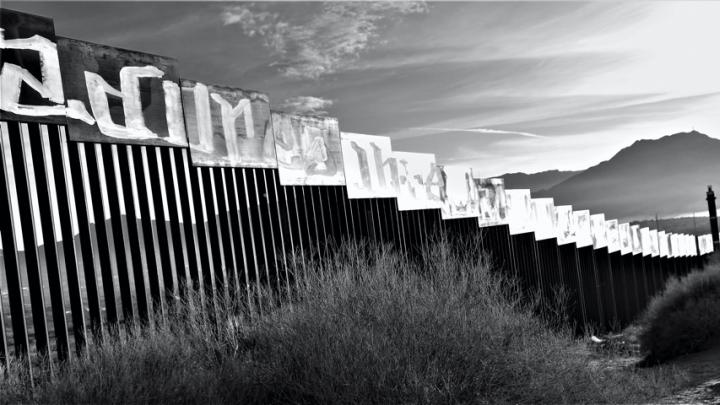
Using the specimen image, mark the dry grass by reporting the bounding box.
[1,239,688,404]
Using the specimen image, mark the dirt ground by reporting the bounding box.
[658,341,720,404]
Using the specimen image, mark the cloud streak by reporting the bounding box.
[221,2,427,79]
[413,127,547,139]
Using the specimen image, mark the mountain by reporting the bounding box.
[495,170,580,192]
[534,131,720,221]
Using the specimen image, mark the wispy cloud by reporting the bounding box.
[413,127,546,139]
[277,96,334,116]
[221,2,427,79]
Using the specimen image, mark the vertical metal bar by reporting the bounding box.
[229,169,251,310]
[151,148,181,301]
[0,121,30,367]
[12,122,52,361]
[240,169,262,311]
[72,143,107,331]
[122,145,153,320]
[260,170,281,295]
[220,168,241,303]
[289,186,306,288]
[195,167,219,310]
[89,144,124,323]
[136,147,168,316]
[53,126,89,354]
[107,144,138,320]
[272,171,292,300]
[176,150,204,305]
[31,124,70,360]
[0,231,9,365]
[207,167,229,304]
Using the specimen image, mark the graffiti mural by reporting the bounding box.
[392,151,443,211]
[555,205,575,245]
[631,225,642,255]
[56,37,186,146]
[181,79,276,168]
[340,132,398,198]
[590,213,607,249]
[476,178,507,227]
[505,189,532,235]
[649,229,659,257]
[574,210,593,248]
[438,165,478,219]
[0,9,67,123]
[619,223,632,255]
[640,227,652,256]
[606,219,620,253]
[530,198,556,241]
[658,231,669,257]
[272,112,345,185]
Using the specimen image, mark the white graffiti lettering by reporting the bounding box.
[81,65,163,139]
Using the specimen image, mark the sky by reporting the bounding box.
[7,1,720,176]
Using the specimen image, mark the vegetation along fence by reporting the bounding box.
[0,9,717,377]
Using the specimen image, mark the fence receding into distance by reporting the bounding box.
[0,8,717,375]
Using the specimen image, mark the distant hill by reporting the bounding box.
[534,131,720,221]
[495,170,580,192]
[631,216,711,236]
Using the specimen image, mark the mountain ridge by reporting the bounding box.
[530,131,720,221]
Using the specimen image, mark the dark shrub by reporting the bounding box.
[639,255,720,363]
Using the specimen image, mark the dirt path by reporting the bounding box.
[659,342,720,404]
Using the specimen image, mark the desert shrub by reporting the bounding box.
[638,258,720,363]
[1,239,686,404]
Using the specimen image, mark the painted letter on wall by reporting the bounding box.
[590,213,607,249]
[574,210,593,248]
[57,37,187,146]
[505,189,533,235]
[619,223,632,255]
[181,79,276,168]
[439,165,478,219]
[606,219,620,253]
[340,132,397,198]
[272,112,345,185]
[476,178,507,227]
[391,151,442,211]
[531,198,557,241]
[555,205,575,245]
[0,9,67,123]
[631,225,642,255]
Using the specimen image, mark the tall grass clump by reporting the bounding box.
[1,238,686,404]
[638,255,720,364]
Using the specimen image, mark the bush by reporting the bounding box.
[2,239,686,404]
[638,255,720,364]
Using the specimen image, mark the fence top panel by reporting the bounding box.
[181,79,277,168]
[590,213,607,250]
[340,132,398,199]
[606,219,620,253]
[438,165,479,220]
[574,209,593,248]
[619,223,632,255]
[57,36,187,147]
[556,205,576,245]
[271,111,345,186]
[531,197,557,241]
[0,8,68,125]
[505,189,533,235]
[391,150,442,211]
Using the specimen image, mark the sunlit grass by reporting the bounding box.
[1,239,689,404]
